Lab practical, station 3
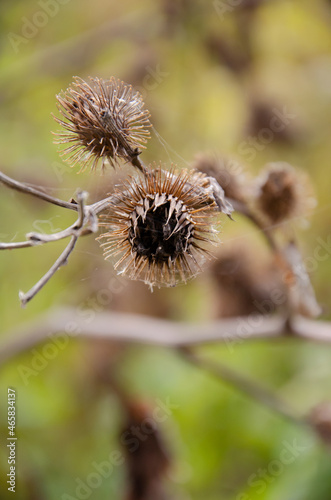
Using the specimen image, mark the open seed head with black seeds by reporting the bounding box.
[53,76,151,172]
[97,167,219,289]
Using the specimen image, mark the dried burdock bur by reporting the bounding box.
[255,162,316,225]
[309,402,331,447]
[210,246,284,318]
[53,76,151,172]
[97,166,219,289]
[121,401,171,500]
[192,153,247,203]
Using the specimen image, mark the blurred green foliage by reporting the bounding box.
[1,0,331,499]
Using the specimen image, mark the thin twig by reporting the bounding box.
[0,220,87,251]
[0,220,95,251]
[130,154,149,175]
[0,170,78,212]
[179,346,304,424]
[0,168,117,249]
[18,191,89,306]
[0,185,100,251]
[19,236,78,307]
[0,241,36,250]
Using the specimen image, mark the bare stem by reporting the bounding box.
[0,217,89,251]
[18,191,90,306]
[0,241,36,250]
[130,154,149,175]
[0,170,78,211]
[19,235,78,307]
[0,306,329,426]
[179,346,304,424]
[0,309,330,366]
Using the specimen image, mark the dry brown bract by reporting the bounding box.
[97,167,218,288]
[53,76,151,171]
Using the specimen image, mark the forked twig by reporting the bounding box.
[17,190,95,306]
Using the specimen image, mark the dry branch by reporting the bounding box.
[0,170,78,211]
[0,308,330,366]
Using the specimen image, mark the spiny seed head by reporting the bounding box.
[53,76,151,172]
[256,162,315,224]
[97,166,218,289]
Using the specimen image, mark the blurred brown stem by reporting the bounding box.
[0,308,329,428]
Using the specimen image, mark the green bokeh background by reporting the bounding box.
[0,0,331,499]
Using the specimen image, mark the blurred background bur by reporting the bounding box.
[0,0,331,499]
